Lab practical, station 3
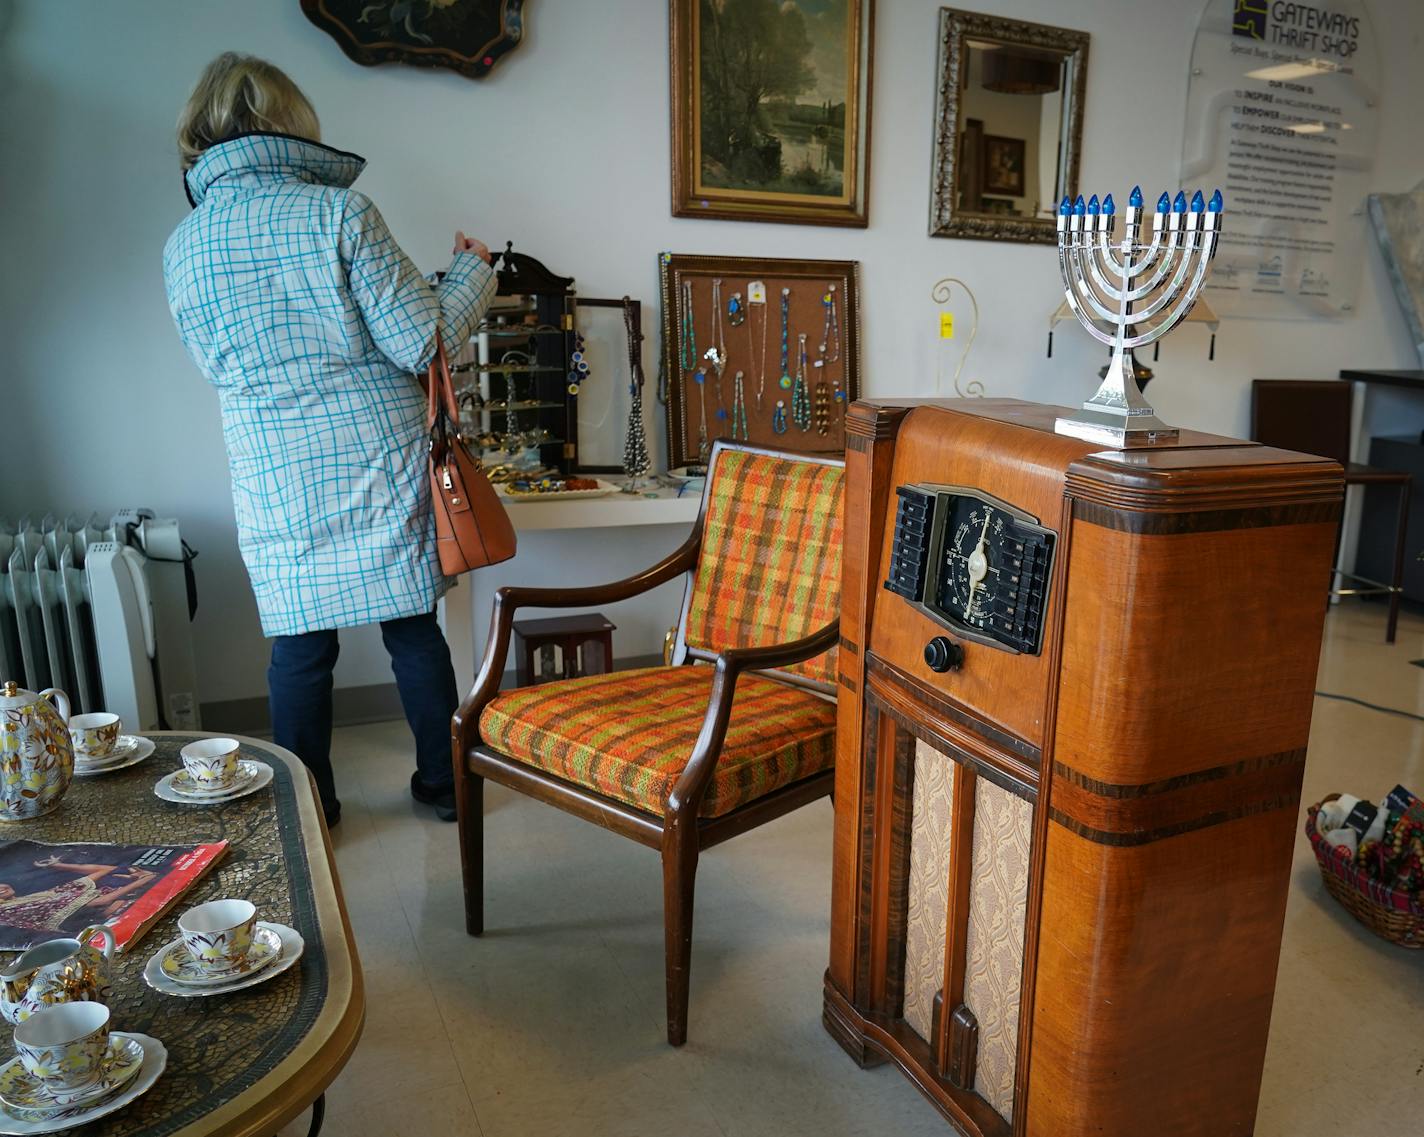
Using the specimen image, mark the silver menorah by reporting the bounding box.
[1055,185,1223,447]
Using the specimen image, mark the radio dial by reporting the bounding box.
[924,636,964,673]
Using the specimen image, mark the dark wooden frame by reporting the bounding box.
[300,0,526,80]
[929,8,1089,244]
[570,295,646,475]
[452,440,844,1046]
[670,0,875,228]
[658,252,862,470]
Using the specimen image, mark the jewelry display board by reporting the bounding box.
[659,253,861,470]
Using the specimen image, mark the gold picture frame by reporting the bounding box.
[670,0,874,228]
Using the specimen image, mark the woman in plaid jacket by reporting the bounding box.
[164,53,497,826]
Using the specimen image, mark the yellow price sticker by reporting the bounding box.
[939,312,955,339]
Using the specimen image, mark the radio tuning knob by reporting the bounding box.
[924,636,964,673]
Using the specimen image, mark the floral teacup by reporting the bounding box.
[68,712,122,759]
[178,899,257,976]
[179,737,241,790]
[13,1001,111,1094]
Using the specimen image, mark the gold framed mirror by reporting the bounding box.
[929,8,1089,243]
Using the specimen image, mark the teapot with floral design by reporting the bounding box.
[0,681,75,819]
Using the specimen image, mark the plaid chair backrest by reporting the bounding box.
[682,447,844,686]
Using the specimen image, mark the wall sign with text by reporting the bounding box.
[1181,0,1380,319]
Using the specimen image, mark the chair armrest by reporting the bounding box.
[714,619,841,678]
[667,618,840,816]
[452,534,701,754]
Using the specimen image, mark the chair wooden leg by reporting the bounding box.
[661,820,699,1047]
[458,771,486,936]
[1388,478,1411,644]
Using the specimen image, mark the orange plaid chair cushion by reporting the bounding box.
[683,450,843,685]
[479,666,836,818]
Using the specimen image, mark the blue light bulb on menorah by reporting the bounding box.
[1054,184,1224,447]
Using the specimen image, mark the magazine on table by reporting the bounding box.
[0,839,229,953]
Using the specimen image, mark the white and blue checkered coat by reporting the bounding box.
[164,134,497,638]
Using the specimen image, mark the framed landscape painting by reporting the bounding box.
[671,0,874,228]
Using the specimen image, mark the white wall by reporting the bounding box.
[3,0,1422,708]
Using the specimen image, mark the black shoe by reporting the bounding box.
[323,800,342,829]
[410,772,458,822]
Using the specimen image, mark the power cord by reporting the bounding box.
[1314,690,1424,724]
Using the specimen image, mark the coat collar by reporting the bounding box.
[184,132,366,207]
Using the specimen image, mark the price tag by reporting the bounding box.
[939,312,955,339]
[748,281,767,305]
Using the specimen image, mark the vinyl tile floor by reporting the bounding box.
[277,602,1424,1137]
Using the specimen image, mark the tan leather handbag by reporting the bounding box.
[427,335,516,574]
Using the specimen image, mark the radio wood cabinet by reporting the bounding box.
[825,399,1343,1137]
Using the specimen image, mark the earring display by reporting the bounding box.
[658,253,861,468]
[728,290,746,327]
[460,246,580,476]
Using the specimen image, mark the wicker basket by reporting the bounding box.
[1305,795,1423,949]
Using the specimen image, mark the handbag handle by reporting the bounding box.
[424,333,458,435]
[426,332,461,455]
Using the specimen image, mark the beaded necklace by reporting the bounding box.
[679,280,696,375]
[791,333,811,431]
[694,366,709,462]
[621,296,652,478]
[778,288,793,390]
[706,279,729,427]
[705,278,727,379]
[731,370,748,441]
[682,278,709,461]
[773,398,788,434]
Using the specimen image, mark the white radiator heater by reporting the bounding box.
[0,511,201,733]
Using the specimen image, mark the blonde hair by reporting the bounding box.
[176,53,320,170]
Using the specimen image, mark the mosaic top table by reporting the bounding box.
[0,733,364,1137]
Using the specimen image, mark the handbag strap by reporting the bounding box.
[426,332,461,431]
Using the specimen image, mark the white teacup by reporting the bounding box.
[178,899,258,976]
[179,737,241,790]
[13,1001,111,1094]
[68,712,122,759]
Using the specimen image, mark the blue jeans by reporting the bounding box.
[268,610,459,813]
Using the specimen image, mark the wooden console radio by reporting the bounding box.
[825,398,1343,1137]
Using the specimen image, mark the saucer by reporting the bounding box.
[154,760,272,805]
[157,923,281,987]
[171,758,262,796]
[73,736,154,776]
[0,1034,143,1110]
[0,1033,165,1134]
[143,922,303,998]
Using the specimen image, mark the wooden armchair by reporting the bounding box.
[452,442,844,1045]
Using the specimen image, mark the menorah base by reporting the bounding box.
[1054,406,1180,448]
